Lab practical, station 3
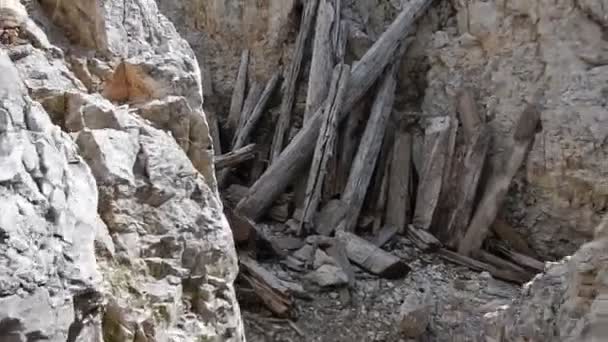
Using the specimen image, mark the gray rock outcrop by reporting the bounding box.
[485,217,608,341]
[1,0,244,341]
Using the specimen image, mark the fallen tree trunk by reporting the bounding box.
[236,0,434,220]
[458,103,542,256]
[227,49,249,134]
[270,0,320,162]
[214,143,257,170]
[338,65,397,233]
[337,231,410,279]
[300,64,350,235]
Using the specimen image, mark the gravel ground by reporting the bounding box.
[241,234,520,342]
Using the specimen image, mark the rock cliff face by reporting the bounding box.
[485,217,608,341]
[424,0,608,258]
[0,0,243,341]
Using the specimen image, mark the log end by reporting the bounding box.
[378,261,412,279]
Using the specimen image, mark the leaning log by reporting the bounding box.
[458,103,542,256]
[339,65,397,233]
[233,71,280,150]
[235,81,264,147]
[236,0,434,220]
[270,0,320,162]
[214,143,257,170]
[227,49,249,134]
[337,231,410,279]
[300,64,350,235]
[412,115,455,230]
[304,0,336,122]
[385,129,412,231]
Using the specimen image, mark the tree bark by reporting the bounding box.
[270,0,320,162]
[236,0,434,220]
[458,103,541,256]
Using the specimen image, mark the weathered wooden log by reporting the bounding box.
[214,143,257,170]
[337,231,410,279]
[437,249,531,284]
[337,66,397,233]
[304,0,335,122]
[270,0,320,162]
[233,72,280,150]
[236,0,434,220]
[456,88,482,141]
[235,81,264,147]
[489,242,545,273]
[412,115,455,230]
[300,64,350,235]
[431,90,488,247]
[406,225,442,252]
[458,103,542,256]
[372,225,400,248]
[227,49,249,134]
[239,255,294,317]
[368,125,395,234]
[335,101,367,192]
[327,235,356,288]
[225,209,286,258]
[218,82,266,187]
[385,130,412,231]
[491,219,536,257]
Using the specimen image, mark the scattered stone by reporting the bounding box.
[398,290,434,338]
[305,264,349,288]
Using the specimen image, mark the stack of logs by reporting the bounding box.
[212,0,545,317]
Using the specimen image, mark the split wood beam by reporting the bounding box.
[458,102,542,256]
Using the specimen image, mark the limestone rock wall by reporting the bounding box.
[0,0,244,341]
